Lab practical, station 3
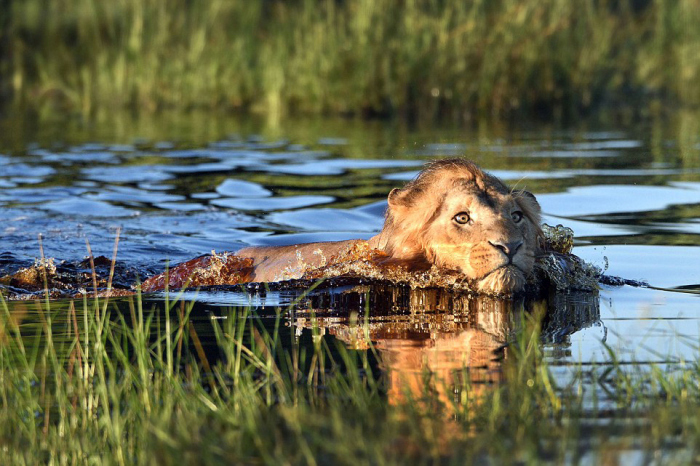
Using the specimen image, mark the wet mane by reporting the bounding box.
[376,158,541,259]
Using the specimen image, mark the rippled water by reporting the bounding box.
[2,112,700,407]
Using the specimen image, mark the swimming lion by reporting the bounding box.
[142,158,543,295]
[373,158,542,294]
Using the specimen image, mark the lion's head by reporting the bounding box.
[376,159,542,295]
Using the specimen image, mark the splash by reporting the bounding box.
[301,243,477,292]
[535,223,601,291]
[0,256,137,299]
[140,252,254,292]
[541,223,574,254]
[1,257,57,289]
[0,223,606,299]
[295,224,600,295]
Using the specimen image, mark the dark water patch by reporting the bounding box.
[106,144,136,152]
[232,149,331,162]
[527,149,623,158]
[88,186,185,204]
[153,141,176,150]
[383,167,700,186]
[248,159,422,176]
[161,148,219,158]
[4,186,88,204]
[560,140,643,150]
[317,137,348,146]
[385,169,573,182]
[36,150,119,165]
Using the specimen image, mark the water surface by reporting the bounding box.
[1,111,700,410]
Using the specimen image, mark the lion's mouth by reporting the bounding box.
[477,265,527,295]
[485,264,522,277]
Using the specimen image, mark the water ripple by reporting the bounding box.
[40,197,137,217]
[212,195,335,211]
[216,179,272,197]
[83,166,174,183]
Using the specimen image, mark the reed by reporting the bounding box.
[4,0,700,121]
[1,287,700,463]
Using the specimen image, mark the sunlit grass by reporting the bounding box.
[5,0,700,121]
[1,287,700,464]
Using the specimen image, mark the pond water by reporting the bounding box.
[1,111,700,410]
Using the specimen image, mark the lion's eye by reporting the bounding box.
[453,212,471,225]
[511,211,523,223]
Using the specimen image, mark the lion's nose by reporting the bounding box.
[488,240,523,261]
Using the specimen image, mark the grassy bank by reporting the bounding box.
[3,0,700,121]
[2,291,700,464]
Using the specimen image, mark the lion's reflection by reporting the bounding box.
[291,285,600,406]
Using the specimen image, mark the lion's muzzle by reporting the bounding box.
[487,239,523,264]
[476,265,528,295]
[468,239,532,294]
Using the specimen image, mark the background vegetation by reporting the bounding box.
[2,0,699,121]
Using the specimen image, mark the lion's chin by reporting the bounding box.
[476,266,527,296]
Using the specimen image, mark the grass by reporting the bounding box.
[3,0,700,121]
[2,286,700,464]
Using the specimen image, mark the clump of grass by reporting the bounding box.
[4,0,700,120]
[2,287,700,464]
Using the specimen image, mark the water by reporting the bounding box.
[1,111,700,409]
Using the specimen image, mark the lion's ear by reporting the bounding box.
[518,190,539,207]
[515,190,541,221]
[387,188,407,209]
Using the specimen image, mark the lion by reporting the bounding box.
[230,158,542,295]
[2,159,543,297]
[0,159,615,299]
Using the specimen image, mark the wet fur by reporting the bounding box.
[237,159,542,294]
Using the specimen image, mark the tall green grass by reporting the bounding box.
[2,289,700,463]
[4,0,700,120]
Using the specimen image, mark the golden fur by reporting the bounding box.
[237,159,542,294]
